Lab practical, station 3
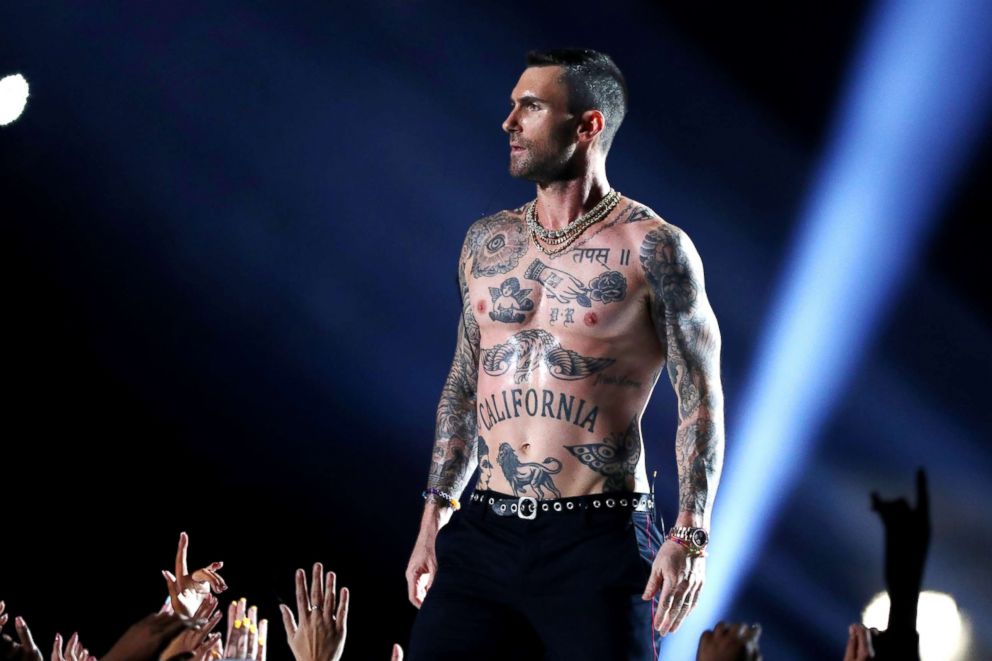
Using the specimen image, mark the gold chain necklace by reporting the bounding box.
[526,190,621,256]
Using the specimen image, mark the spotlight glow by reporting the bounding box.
[862,591,971,661]
[662,0,992,656]
[0,74,30,126]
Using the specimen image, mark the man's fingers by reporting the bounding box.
[279,604,297,637]
[392,643,404,661]
[176,532,190,579]
[335,587,350,635]
[653,583,675,632]
[406,571,421,608]
[641,569,662,601]
[668,586,698,633]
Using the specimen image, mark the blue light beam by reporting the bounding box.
[666,0,992,655]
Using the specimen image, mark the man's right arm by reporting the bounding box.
[407,226,481,606]
[422,229,481,517]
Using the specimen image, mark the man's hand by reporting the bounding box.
[279,563,348,661]
[162,532,228,619]
[102,613,189,661]
[405,508,446,609]
[843,624,876,661]
[0,615,42,661]
[642,540,705,635]
[696,622,761,661]
[391,644,403,661]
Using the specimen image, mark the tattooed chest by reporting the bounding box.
[469,245,639,336]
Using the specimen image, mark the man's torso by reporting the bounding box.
[462,196,669,498]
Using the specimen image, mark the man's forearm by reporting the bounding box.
[674,398,724,529]
[426,263,482,505]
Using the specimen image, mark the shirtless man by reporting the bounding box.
[405,49,724,660]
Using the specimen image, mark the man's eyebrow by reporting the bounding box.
[510,94,547,104]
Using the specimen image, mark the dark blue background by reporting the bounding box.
[2,2,988,658]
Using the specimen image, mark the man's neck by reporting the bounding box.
[534,168,611,231]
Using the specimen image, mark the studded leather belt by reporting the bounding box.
[468,490,654,520]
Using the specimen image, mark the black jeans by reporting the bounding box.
[408,490,666,661]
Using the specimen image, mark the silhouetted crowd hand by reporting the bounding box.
[866,468,929,660]
[695,621,762,661]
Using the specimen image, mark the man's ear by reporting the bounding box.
[576,109,605,145]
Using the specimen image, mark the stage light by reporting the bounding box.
[862,590,971,661]
[663,0,992,656]
[0,74,30,126]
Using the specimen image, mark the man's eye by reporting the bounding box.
[529,103,540,110]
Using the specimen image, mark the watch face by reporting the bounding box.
[691,529,709,547]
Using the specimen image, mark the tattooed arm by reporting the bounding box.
[426,233,482,504]
[406,225,482,608]
[639,222,724,635]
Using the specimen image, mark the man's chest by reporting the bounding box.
[466,238,648,344]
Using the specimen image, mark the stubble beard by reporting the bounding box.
[508,133,577,183]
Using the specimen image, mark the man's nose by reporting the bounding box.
[502,108,520,134]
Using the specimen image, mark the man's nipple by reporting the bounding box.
[477,300,487,313]
[584,312,598,326]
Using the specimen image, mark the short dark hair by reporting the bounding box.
[526,48,629,154]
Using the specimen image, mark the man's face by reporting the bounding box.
[502,66,579,182]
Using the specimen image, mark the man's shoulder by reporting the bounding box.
[466,205,527,233]
[613,196,694,242]
[461,205,528,249]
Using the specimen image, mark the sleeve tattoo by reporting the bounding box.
[426,228,482,503]
[640,224,724,522]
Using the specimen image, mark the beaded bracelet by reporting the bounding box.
[422,488,461,510]
[666,533,707,557]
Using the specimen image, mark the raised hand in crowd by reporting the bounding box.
[102,612,189,661]
[871,469,929,633]
[279,563,348,661]
[696,621,762,661]
[223,598,267,661]
[843,623,876,661]
[159,594,224,661]
[51,632,96,661]
[864,468,929,661]
[162,532,228,620]
[0,613,42,661]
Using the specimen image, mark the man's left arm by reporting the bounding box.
[639,222,725,635]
